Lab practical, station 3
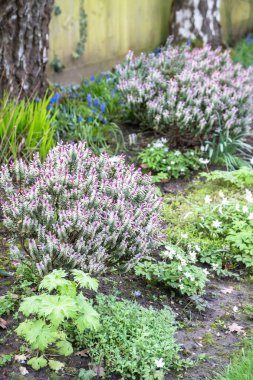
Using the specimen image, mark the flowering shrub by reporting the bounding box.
[139,138,208,181]
[0,142,162,276]
[75,294,179,379]
[116,40,253,166]
[135,243,208,296]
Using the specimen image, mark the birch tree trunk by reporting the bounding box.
[0,0,54,98]
[171,0,222,47]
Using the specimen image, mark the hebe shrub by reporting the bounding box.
[116,40,253,166]
[0,142,162,276]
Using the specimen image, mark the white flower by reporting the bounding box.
[171,161,175,165]
[109,156,121,163]
[211,263,219,270]
[242,206,249,214]
[245,189,253,203]
[235,203,240,212]
[204,195,212,204]
[221,197,229,206]
[199,158,210,165]
[203,268,209,276]
[167,166,171,170]
[195,245,201,252]
[212,220,222,229]
[181,233,188,239]
[174,150,181,156]
[219,191,225,198]
[248,213,253,220]
[181,168,185,172]
[155,358,165,368]
[250,157,253,165]
[200,146,205,152]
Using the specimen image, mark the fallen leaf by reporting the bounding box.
[19,366,29,376]
[228,323,245,335]
[221,286,234,294]
[75,349,89,357]
[15,354,27,363]
[0,318,7,329]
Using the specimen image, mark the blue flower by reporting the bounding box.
[35,97,41,103]
[154,47,161,56]
[47,105,53,111]
[84,80,89,85]
[90,75,95,81]
[94,98,100,107]
[100,102,106,113]
[245,34,253,44]
[133,290,142,298]
[187,36,192,46]
[50,92,62,104]
[78,116,83,122]
[92,108,97,113]
[87,93,92,107]
[88,117,93,122]
[96,79,101,84]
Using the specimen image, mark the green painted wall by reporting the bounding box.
[48,0,173,82]
[220,0,253,45]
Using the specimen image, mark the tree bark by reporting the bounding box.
[170,0,222,47]
[0,0,54,98]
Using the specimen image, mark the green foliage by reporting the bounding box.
[135,244,207,296]
[201,167,253,189]
[0,354,13,367]
[0,94,56,164]
[139,140,207,181]
[75,295,179,379]
[28,356,48,370]
[72,0,88,59]
[163,180,253,272]
[50,56,65,73]
[78,369,96,380]
[16,269,100,355]
[242,303,253,319]
[232,36,253,68]
[54,76,124,154]
[213,343,253,380]
[0,293,17,317]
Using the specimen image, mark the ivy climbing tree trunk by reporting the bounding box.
[170,0,222,47]
[0,0,54,98]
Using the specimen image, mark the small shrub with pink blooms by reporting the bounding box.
[116,40,253,167]
[0,142,162,276]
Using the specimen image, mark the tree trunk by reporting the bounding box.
[170,0,222,47]
[0,0,54,98]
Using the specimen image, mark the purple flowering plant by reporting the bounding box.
[116,39,253,167]
[0,142,162,276]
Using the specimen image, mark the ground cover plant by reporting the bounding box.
[116,40,253,168]
[0,141,162,276]
[74,294,180,379]
[139,138,209,182]
[163,168,253,274]
[0,94,56,164]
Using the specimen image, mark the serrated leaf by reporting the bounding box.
[56,340,73,356]
[38,295,78,327]
[57,282,77,297]
[39,269,71,293]
[48,359,65,371]
[19,295,43,316]
[72,270,99,291]
[28,356,47,370]
[16,319,58,351]
[78,368,96,380]
[75,294,100,332]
